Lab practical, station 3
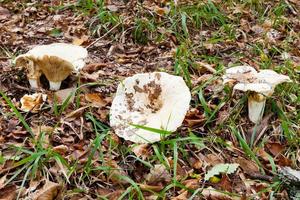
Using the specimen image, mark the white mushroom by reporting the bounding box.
[110,72,191,143]
[15,43,88,90]
[223,66,291,123]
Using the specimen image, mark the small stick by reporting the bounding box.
[284,0,297,15]
[86,22,122,49]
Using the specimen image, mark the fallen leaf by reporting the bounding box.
[189,157,202,169]
[218,175,232,192]
[146,164,171,184]
[202,187,238,200]
[205,163,239,181]
[53,145,68,155]
[106,160,128,184]
[179,179,199,193]
[234,157,259,173]
[33,180,60,200]
[106,5,118,12]
[154,6,170,16]
[171,191,188,200]
[139,183,164,192]
[276,154,292,167]
[72,36,88,46]
[184,108,206,127]
[203,153,224,166]
[54,87,76,104]
[0,6,10,20]
[63,106,88,120]
[97,188,124,200]
[0,185,16,200]
[131,144,152,160]
[85,93,108,107]
[20,93,47,113]
[266,142,285,157]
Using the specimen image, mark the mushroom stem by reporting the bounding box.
[29,79,39,89]
[49,81,62,90]
[248,93,266,123]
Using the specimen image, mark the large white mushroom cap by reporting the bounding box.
[18,43,88,71]
[222,65,291,123]
[110,72,191,143]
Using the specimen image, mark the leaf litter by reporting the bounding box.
[0,0,299,199]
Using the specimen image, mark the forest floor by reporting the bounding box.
[0,0,299,199]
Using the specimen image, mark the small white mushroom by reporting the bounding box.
[110,72,191,143]
[15,43,88,90]
[223,66,291,123]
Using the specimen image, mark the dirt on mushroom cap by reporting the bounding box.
[110,72,191,143]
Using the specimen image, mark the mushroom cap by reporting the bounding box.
[110,72,191,143]
[234,83,272,95]
[223,65,257,84]
[256,69,291,89]
[223,65,291,96]
[16,43,88,71]
[36,55,74,82]
[15,55,40,79]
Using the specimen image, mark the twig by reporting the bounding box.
[284,0,298,15]
[86,22,122,49]
[195,61,217,73]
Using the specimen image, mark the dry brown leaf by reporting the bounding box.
[170,191,188,200]
[184,108,206,127]
[139,183,164,192]
[72,36,88,46]
[154,6,170,16]
[53,145,68,155]
[189,157,202,169]
[266,142,285,157]
[146,164,171,184]
[0,185,16,200]
[202,187,238,200]
[179,179,199,194]
[85,93,108,107]
[256,148,269,162]
[234,157,259,173]
[131,144,152,160]
[106,160,128,184]
[32,125,54,136]
[31,181,60,200]
[54,87,76,104]
[0,6,10,20]
[63,106,88,120]
[203,153,224,166]
[276,155,292,167]
[97,188,124,200]
[218,175,232,192]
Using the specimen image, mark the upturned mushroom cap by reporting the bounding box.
[36,55,74,83]
[110,72,191,143]
[25,43,88,71]
[14,43,88,90]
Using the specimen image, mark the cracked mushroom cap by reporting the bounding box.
[110,72,191,143]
